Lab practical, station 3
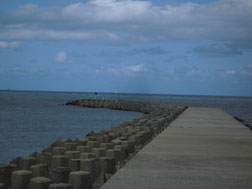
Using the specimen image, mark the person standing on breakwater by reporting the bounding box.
[94,92,98,99]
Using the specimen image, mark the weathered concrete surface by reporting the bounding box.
[101,107,252,189]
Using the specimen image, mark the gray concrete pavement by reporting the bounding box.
[101,107,252,189]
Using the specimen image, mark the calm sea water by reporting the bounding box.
[0,90,251,164]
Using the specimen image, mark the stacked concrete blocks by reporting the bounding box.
[51,156,69,169]
[50,167,71,183]
[11,170,32,189]
[69,159,81,172]
[69,171,92,189]
[31,164,50,178]
[0,183,7,189]
[20,157,38,170]
[0,164,15,187]
[49,183,73,189]
[28,177,52,189]
[3,99,186,189]
[80,158,100,183]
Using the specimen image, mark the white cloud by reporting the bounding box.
[218,64,252,78]
[127,64,145,72]
[239,64,252,77]
[55,51,67,63]
[220,69,237,78]
[95,66,122,76]
[0,0,251,46]
[225,70,236,75]
[95,63,146,76]
[0,41,20,48]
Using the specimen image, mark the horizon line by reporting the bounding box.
[0,89,251,98]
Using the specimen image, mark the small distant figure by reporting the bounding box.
[94,92,98,99]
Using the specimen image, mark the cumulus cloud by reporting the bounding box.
[219,69,237,78]
[55,51,67,63]
[0,41,20,48]
[0,0,251,46]
[218,64,252,79]
[95,63,146,76]
[127,64,145,72]
[193,43,243,57]
[240,64,252,77]
[220,68,251,78]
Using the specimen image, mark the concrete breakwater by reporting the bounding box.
[0,99,187,189]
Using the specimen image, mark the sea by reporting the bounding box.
[0,90,251,164]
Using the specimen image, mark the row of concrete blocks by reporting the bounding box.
[67,99,182,114]
[1,99,187,188]
[68,100,185,130]
[1,151,122,188]
[1,126,158,188]
[1,122,180,188]
[1,170,91,189]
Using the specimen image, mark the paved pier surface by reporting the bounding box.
[101,107,252,189]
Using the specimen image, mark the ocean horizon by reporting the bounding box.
[1,89,251,98]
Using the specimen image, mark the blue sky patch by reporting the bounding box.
[0,0,251,96]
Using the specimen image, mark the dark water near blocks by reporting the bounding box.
[0,90,251,164]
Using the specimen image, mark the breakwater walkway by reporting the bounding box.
[1,99,251,189]
[101,106,252,189]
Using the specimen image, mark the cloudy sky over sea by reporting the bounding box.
[0,0,251,96]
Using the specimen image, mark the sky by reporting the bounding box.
[0,0,251,96]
